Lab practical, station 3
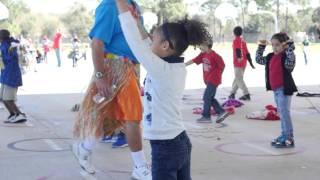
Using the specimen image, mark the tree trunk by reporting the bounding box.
[276,0,280,28]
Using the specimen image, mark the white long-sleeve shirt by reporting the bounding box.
[119,12,186,140]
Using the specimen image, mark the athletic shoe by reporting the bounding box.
[271,135,285,146]
[112,132,128,148]
[131,164,152,180]
[216,111,230,123]
[101,133,116,143]
[239,94,251,101]
[4,114,16,123]
[228,93,235,99]
[72,142,96,174]
[196,117,212,123]
[5,114,27,123]
[273,138,295,148]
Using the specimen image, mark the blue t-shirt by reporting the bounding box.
[89,0,142,64]
[0,38,22,87]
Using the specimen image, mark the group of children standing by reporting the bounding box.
[186,26,296,148]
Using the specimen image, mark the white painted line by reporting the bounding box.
[43,139,63,151]
[242,142,280,156]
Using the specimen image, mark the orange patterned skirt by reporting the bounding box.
[73,54,142,140]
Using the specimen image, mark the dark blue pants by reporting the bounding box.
[150,131,192,180]
[202,83,225,118]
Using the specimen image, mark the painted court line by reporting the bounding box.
[43,139,63,151]
[242,142,280,156]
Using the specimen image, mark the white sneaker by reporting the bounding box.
[72,142,96,174]
[5,114,27,123]
[131,164,152,180]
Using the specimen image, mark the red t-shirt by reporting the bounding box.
[53,33,62,49]
[233,36,249,68]
[192,50,225,86]
[269,53,284,90]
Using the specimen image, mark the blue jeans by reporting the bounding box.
[202,83,225,118]
[55,48,61,67]
[150,131,192,180]
[273,87,294,138]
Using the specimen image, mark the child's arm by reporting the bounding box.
[116,0,167,78]
[235,48,242,62]
[215,54,225,72]
[255,42,267,65]
[186,53,203,66]
[284,41,296,71]
[243,43,255,69]
[185,60,195,66]
[246,53,255,69]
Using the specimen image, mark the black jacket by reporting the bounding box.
[256,43,297,95]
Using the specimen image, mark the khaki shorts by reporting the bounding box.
[0,84,18,101]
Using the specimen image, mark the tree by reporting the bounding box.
[312,7,320,25]
[200,0,221,38]
[139,0,187,25]
[61,3,93,41]
[0,0,30,36]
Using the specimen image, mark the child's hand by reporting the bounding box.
[258,40,268,46]
[282,39,294,49]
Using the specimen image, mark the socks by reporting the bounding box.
[82,139,96,151]
[131,150,147,167]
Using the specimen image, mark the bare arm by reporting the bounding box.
[185,60,195,66]
[91,38,105,73]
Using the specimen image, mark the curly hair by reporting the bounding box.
[159,18,212,56]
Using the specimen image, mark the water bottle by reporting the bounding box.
[92,94,105,104]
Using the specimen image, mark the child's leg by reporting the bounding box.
[6,101,23,115]
[275,89,294,138]
[177,134,192,180]
[2,101,15,115]
[151,131,192,180]
[202,84,215,118]
[236,68,249,95]
[210,86,225,115]
[1,85,20,115]
[231,68,240,95]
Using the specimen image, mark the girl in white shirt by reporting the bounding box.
[116,1,212,179]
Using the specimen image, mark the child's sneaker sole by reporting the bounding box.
[273,140,295,148]
[216,112,230,123]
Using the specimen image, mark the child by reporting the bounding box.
[42,36,50,63]
[256,33,297,148]
[229,26,255,100]
[0,29,27,123]
[116,0,211,179]
[185,39,230,123]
